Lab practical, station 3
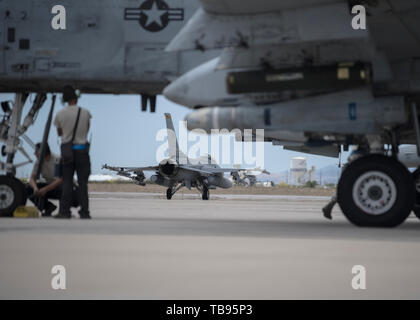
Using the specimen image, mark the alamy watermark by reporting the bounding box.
[351,265,366,290]
[51,5,66,30]
[155,121,265,168]
[51,265,66,290]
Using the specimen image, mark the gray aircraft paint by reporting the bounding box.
[0,0,218,94]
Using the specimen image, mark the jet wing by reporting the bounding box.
[166,1,365,52]
[102,164,154,186]
[179,165,240,176]
[168,0,420,62]
[102,164,158,173]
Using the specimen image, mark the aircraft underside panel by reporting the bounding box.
[0,0,207,94]
[124,43,178,82]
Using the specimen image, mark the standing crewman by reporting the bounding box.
[54,86,92,219]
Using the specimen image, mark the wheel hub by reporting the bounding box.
[352,171,397,215]
[0,184,15,209]
[367,186,383,200]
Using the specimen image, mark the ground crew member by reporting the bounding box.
[53,86,92,219]
[26,143,62,217]
[322,149,366,219]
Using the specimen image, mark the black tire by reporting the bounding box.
[202,186,209,200]
[166,188,172,200]
[337,154,415,227]
[412,168,420,219]
[413,207,420,219]
[0,175,25,217]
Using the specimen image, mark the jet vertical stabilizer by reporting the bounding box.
[164,113,187,163]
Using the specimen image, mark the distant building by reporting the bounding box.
[290,157,307,185]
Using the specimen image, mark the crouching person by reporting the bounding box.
[26,143,63,217]
[26,142,80,217]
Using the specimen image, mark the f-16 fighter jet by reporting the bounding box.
[230,167,270,187]
[103,113,237,200]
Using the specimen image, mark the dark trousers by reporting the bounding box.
[61,149,90,216]
[25,183,62,212]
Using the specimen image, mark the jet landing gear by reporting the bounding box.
[0,176,26,217]
[0,92,51,217]
[166,183,210,200]
[196,184,210,201]
[166,183,185,200]
[166,188,173,200]
[202,186,209,201]
[337,154,415,227]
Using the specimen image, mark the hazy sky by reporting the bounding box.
[0,93,345,178]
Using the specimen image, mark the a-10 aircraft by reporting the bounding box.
[1,0,420,228]
[103,113,236,200]
[0,0,216,216]
[0,0,217,108]
[163,0,420,227]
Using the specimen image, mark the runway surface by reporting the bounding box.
[1,192,420,299]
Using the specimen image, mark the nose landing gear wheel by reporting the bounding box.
[202,186,209,200]
[337,154,415,227]
[166,188,172,200]
[0,175,26,217]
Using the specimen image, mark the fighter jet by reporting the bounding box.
[163,0,420,227]
[230,167,270,187]
[103,113,236,200]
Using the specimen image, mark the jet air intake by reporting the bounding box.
[226,63,371,94]
[159,159,179,177]
[150,175,170,187]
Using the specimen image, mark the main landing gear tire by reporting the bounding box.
[202,186,209,201]
[412,168,420,219]
[337,154,415,228]
[166,188,172,200]
[0,175,26,217]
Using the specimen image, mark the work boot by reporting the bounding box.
[42,203,57,217]
[322,195,337,220]
[79,209,91,219]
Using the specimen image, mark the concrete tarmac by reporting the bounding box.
[1,192,420,299]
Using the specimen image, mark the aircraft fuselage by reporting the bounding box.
[0,0,216,94]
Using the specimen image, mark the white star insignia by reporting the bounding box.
[143,1,166,27]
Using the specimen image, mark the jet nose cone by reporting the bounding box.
[164,57,225,108]
[163,79,189,106]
